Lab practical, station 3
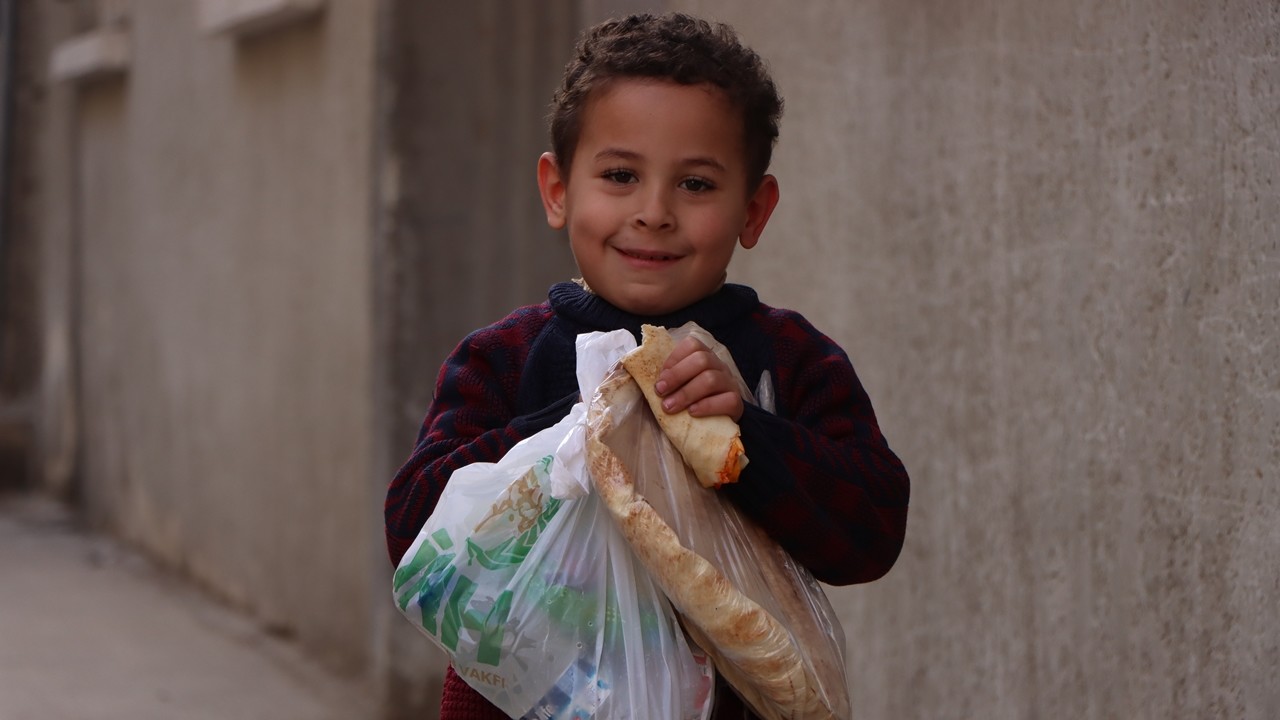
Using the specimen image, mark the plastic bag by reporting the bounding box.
[392,330,714,720]
[586,323,852,720]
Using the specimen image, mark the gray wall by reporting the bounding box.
[67,1,379,675]
[371,2,581,715]
[677,1,1279,717]
[0,0,59,485]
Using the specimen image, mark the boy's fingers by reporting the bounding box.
[661,337,710,373]
[657,345,716,396]
[653,339,743,420]
[659,368,718,411]
[659,366,742,418]
[687,392,744,422]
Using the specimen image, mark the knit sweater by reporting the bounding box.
[385,281,910,719]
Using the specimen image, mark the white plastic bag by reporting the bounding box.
[586,323,851,720]
[392,330,714,720]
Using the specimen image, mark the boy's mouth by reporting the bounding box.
[618,248,681,262]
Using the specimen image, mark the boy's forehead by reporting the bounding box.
[584,77,733,116]
[577,79,745,160]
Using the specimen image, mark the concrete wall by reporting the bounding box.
[67,1,378,675]
[0,0,68,487]
[13,0,93,501]
[676,1,1279,717]
[371,2,582,715]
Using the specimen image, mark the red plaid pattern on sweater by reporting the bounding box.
[385,282,910,718]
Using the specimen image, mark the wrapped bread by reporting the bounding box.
[586,325,851,720]
[621,325,749,488]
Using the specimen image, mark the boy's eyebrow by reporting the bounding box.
[682,156,728,172]
[594,148,641,163]
[594,147,728,173]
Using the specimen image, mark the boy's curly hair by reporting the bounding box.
[549,13,783,190]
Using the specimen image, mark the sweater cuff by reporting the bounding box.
[730,403,789,500]
[738,401,776,440]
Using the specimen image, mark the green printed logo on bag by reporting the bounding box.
[392,333,726,719]
[468,460,562,570]
[393,457,563,667]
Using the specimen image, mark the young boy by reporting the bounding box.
[385,12,909,719]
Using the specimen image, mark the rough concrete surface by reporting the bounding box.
[677,1,1279,718]
[371,3,582,715]
[0,494,375,720]
[63,0,379,677]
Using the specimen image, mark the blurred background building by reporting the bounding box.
[1,0,1276,718]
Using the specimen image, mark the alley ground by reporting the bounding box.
[0,493,376,720]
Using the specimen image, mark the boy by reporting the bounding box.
[385,12,909,719]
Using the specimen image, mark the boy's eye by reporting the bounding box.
[602,169,637,185]
[679,177,715,193]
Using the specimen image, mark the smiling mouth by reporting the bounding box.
[618,248,681,262]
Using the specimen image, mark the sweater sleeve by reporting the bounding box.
[723,314,910,586]
[383,309,575,566]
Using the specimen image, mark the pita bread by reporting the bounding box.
[586,366,850,720]
[621,325,749,488]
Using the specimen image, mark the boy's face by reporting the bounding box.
[538,79,779,317]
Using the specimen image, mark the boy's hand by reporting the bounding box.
[653,337,744,422]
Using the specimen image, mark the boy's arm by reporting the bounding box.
[724,322,910,587]
[383,315,575,566]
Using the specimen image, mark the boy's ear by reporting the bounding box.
[739,174,780,250]
[537,152,567,230]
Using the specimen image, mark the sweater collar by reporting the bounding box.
[548,281,759,338]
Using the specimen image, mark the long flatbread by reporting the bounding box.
[621,325,748,488]
[585,369,848,720]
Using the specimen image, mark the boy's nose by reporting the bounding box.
[632,189,675,231]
